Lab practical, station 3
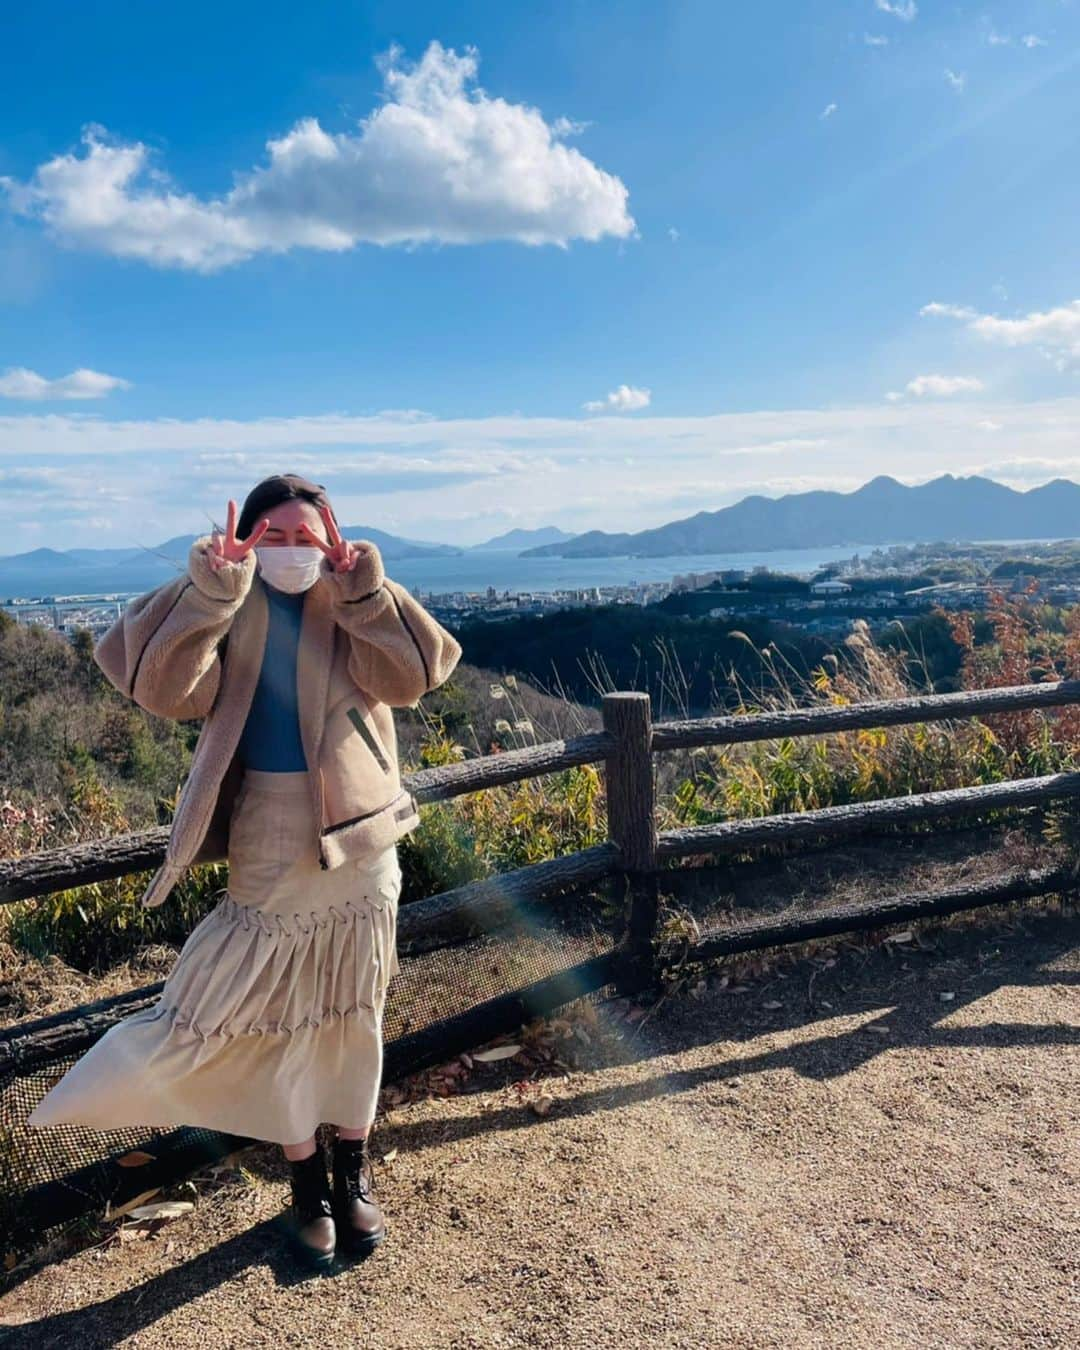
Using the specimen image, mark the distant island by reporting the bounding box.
[521,474,1080,559]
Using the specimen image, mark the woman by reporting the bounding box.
[27,473,462,1270]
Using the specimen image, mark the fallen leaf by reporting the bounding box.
[864,1025,890,1037]
[381,1148,399,1163]
[472,1045,522,1062]
[762,1000,783,1011]
[939,991,956,1003]
[530,1096,554,1118]
[116,1150,157,1168]
[125,1200,194,1222]
[105,1186,162,1221]
[886,930,914,944]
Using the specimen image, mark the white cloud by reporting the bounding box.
[0,366,131,400]
[985,29,1047,50]
[668,226,680,242]
[904,374,985,398]
[920,302,976,320]
[9,396,1080,548]
[551,116,590,137]
[922,298,1080,371]
[583,384,652,413]
[944,69,966,92]
[820,103,838,120]
[875,0,917,21]
[974,455,1080,483]
[864,33,889,46]
[1,42,633,272]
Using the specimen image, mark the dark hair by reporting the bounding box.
[236,473,340,542]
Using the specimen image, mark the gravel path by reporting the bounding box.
[1,908,1077,1350]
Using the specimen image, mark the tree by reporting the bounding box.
[0,624,77,705]
[69,626,107,695]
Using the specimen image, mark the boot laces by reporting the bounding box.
[337,1144,374,1202]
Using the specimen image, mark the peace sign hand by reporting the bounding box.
[297,504,361,573]
[207,499,269,573]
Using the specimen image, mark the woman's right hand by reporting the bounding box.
[207,499,270,572]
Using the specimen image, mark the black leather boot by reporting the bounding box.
[285,1147,336,1270]
[331,1135,386,1258]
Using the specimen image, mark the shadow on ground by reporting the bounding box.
[378,904,1079,1156]
[3,905,1077,1348]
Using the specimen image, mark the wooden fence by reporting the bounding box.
[3,680,1080,1249]
[5,679,1080,1050]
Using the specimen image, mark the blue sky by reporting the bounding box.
[3,0,1080,550]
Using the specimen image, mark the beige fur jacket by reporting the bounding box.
[93,534,462,908]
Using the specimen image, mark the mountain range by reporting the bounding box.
[521,475,1080,558]
[0,524,458,598]
[6,476,1080,597]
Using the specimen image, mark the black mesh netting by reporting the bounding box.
[0,888,619,1261]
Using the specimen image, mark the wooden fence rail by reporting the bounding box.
[657,771,1080,860]
[650,678,1080,751]
[7,677,1080,907]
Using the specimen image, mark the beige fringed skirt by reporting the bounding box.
[27,768,402,1146]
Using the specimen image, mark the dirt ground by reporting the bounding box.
[0,905,1077,1350]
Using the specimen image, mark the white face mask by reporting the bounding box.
[254,545,324,593]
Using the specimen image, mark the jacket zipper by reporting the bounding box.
[317,790,415,869]
[322,796,402,836]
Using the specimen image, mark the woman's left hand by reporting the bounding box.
[297,504,361,573]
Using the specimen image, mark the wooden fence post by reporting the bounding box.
[602,691,659,995]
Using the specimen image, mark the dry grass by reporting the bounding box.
[0,939,178,1030]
